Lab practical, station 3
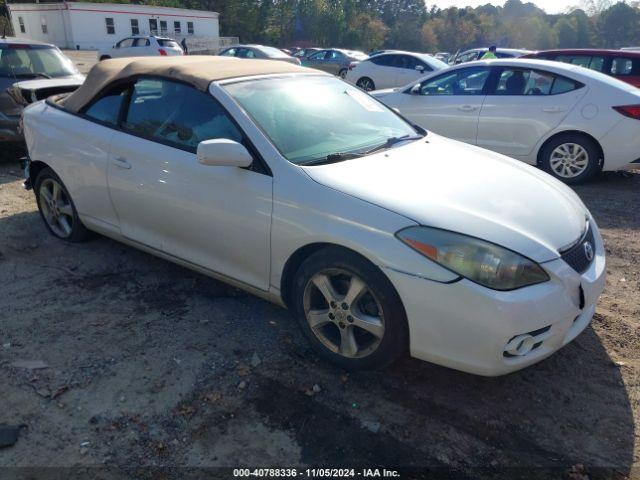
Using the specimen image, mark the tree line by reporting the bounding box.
[3,0,640,52]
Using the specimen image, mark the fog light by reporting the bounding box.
[504,334,536,357]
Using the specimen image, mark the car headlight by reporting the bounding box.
[396,226,549,291]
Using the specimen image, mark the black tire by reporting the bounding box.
[34,167,90,242]
[292,246,408,370]
[539,133,601,185]
[99,55,111,61]
[356,77,375,92]
[338,68,348,79]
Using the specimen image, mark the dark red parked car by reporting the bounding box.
[522,49,640,87]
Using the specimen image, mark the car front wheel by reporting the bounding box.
[356,77,375,92]
[540,133,601,184]
[35,168,89,242]
[292,247,407,370]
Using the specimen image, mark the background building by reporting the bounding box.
[7,2,220,51]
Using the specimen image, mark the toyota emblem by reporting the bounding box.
[583,241,594,261]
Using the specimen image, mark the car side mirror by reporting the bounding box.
[410,84,421,95]
[197,139,253,168]
[415,65,424,72]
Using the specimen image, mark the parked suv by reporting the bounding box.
[522,49,640,87]
[0,37,84,144]
[99,35,183,60]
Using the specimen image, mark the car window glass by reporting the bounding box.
[157,39,180,49]
[133,38,150,47]
[123,78,243,150]
[83,84,129,126]
[308,50,325,60]
[611,57,637,75]
[325,51,339,60]
[117,38,134,48]
[495,68,531,95]
[220,48,236,57]
[372,55,394,67]
[420,67,489,95]
[550,76,581,94]
[589,56,605,71]
[236,48,256,58]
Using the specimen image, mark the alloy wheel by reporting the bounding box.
[357,78,374,92]
[303,269,385,358]
[39,178,74,238]
[549,143,589,179]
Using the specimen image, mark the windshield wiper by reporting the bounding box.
[301,152,365,166]
[300,133,425,167]
[363,134,425,155]
[14,73,52,79]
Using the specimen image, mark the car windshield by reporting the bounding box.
[0,44,78,78]
[224,76,419,165]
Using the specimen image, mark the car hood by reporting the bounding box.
[301,134,588,263]
[5,75,84,106]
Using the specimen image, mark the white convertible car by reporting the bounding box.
[372,58,640,184]
[22,56,605,376]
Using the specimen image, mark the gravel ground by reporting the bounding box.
[0,160,638,479]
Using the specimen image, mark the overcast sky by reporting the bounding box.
[428,0,578,14]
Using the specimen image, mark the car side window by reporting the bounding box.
[220,48,236,57]
[123,78,243,151]
[236,48,255,58]
[83,83,130,126]
[556,55,604,72]
[495,68,581,95]
[371,55,394,67]
[133,38,150,47]
[117,38,134,48]
[611,57,639,75]
[325,51,339,60]
[308,50,326,60]
[419,67,489,95]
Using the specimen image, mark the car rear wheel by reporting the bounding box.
[338,68,348,79]
[99,55,111,61]
[540,133,601,184]
[35,168,90,242]
[292,247,407,370]
[356,77,375,92]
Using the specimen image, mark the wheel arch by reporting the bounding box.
[280,242,390,310]
[536,130,604,169]
[27,160,52,189]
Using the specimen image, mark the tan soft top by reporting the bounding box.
[60,55,321,113]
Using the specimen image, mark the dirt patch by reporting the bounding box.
[0,162,637,477]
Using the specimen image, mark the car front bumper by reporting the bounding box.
[383,222,606,376]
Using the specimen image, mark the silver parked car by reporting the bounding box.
[218,44,301,65]
[301,48,368,78]
[450,48,532,64]
[0,37,84,145]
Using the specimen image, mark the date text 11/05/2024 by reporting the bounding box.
[233,469,401,478]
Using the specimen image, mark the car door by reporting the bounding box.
[398,66,490,144]
[476,67,587,157]
[107,77,273,290]
[130,37,150,57]
[394,55,432,87]
[323,50,343,75]
[113,38,135,58]
[368,54,400,88]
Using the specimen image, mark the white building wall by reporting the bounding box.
[8,2,219,51]
[8,4,72,48]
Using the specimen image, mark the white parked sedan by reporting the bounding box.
[372,58,640,184]
[22,56,605,376]
[345,51,447,91]
[99,35,183,61]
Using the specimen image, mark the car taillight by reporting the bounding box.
[613,105,640,120]
[159,48,167,56]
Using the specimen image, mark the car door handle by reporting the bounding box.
[542,107,564,113]
[458,105,478,112]
[112,156,131,169]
